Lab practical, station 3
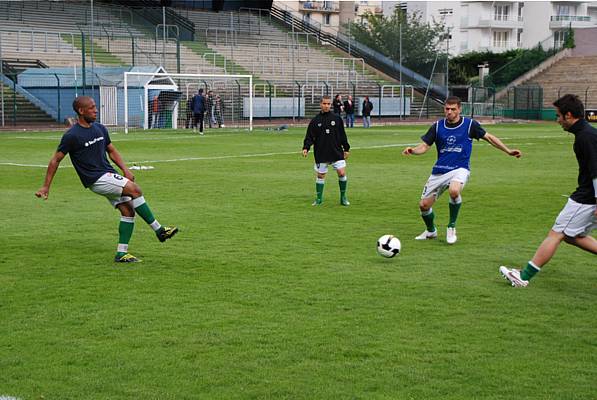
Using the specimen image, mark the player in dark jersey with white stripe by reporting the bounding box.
[403,96,521,244]
[303,95,351,206]
[500,94,597,287]
[36,96,178,263]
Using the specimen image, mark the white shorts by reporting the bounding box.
[421,167,470,199]
[89,172,132,207]
[552,198,597,237]
[314,159,346,174]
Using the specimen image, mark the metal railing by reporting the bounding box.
[0,28,76,53]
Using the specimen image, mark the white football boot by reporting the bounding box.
[446,227,457,244]
[415,230,438,240]
[499,266,529,287]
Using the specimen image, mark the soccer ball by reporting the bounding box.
[377,234,401,258]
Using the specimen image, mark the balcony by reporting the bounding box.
[462,15,523,28]
[299,1,340,13]
[549,15,595,28]
[479,41,522,53]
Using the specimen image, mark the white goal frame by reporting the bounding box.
[124,72,253,133]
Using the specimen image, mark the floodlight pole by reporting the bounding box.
[445,27,450,99]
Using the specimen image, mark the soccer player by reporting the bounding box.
[302,95,351,206]
[402,96,521,244]
[35,96,178,263]
[500,94,597,287]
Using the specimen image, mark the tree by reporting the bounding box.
[346,6,445,78]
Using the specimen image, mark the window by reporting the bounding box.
[323,13,331,25]
[517,29,523,45]
[554,29,568,47]
[439,8,453,16]
[493,31,510,47]
[518,3,524,20]
[556,4,571,16]
[494,4,510,21]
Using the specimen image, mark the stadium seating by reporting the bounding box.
[525,55,597,109]
[1,1,439,123]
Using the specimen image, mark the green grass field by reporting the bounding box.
[1,123,595,399]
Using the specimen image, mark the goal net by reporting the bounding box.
[122,72,253,133]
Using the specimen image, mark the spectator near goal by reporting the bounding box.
[191,88,206,135]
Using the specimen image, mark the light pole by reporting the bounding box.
[445,27,450,99]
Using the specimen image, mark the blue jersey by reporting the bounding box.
[57,123,117,187]
[421,117,486,175]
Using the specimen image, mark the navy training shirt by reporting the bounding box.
[57,123,117,188]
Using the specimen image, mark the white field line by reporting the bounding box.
[0,137,571,168]
[1,143,417,168]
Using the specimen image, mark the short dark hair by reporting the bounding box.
[198,88,204,94]
[553,94,584,119]
[445,96,462,107]
[321,95,331,102]
[72,96,93,115]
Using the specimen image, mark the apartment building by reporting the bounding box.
[274,1,383,33]
[382,1,597,55]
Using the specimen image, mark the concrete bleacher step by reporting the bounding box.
[525,55,597,108]
[0,82,56,123]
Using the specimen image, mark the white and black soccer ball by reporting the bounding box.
[377,234,401,258]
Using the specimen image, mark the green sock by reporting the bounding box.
[520,261,540,281]
[421,209,436,232]
[448,201,462,228]
[316,179,324,202]
[132,196,156,225]
[339,178,347,200]
[116,217,135,257]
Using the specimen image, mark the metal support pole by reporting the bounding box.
[81,31,86,95]
[55,73,61,122]
[90,0,95,97]
[295,80,301,120]
[162,6,166,67]
[12,75,16,126]
[0,47,4,127]
[378,82,382,122]
[399,23,403,120]
[267,80,272,122]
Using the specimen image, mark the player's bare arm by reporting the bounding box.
[482,133,522,158]
[344,151,350,159]
[106,143,135,181]
[402,142,430,156]
[35,151,66,200]
[302,149,309,157]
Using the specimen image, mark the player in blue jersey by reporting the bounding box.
[402,96,521,244]
[35,96,178,263]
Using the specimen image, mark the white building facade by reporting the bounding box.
[382,1,597,55]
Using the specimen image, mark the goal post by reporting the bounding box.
[123,72,253,133]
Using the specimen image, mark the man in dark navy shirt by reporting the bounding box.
[36,96,178,263]
[302,95,351,206]
[500,94,597,287]
[403,96,521,244]
[191,88,206,135]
